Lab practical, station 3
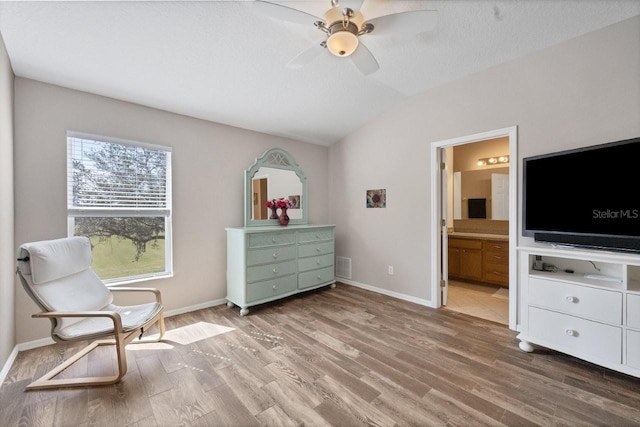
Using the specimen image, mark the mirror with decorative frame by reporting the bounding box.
[244,148,308,227]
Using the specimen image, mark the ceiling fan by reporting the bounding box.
[253,0,438,75]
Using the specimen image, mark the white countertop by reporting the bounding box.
[448,232,508,241]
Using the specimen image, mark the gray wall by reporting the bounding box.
[329,16,640,303]
[0,33,15,373]
[13,79,330,343]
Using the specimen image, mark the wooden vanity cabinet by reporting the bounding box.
[483,240,509,286]
[448,237,508,286]
[448,238,483,281]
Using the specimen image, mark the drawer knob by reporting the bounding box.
[565,296,577,303]
[272,285,277,290]
[272,268,277,274]
[317,260,321,265]
[273,253,278,258]
[317,275,321,280]
[316,247,321,252]
[315,234,320,239]
[565,329,577,337]
[271,238,276,243]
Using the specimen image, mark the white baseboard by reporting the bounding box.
[0,346,19,387]
[337,278,437,309]
[17,336,55,351]
[164,298,227,318]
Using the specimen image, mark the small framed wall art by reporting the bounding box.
[366,189,386,208]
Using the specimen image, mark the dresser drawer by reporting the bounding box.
[529,277,622,325]
[627,294,640,329]
[299,253,334,273]
[247,260,297,283]
[529,306,622,364]
[298,266,335,289]
[246,275,297,303]
[248,232,296,248]
[298,241,334,258]
[247,245,296,266]
[298,228,334,243]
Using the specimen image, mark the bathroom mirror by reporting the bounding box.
[453,168,509,220]
[244,148,308,227]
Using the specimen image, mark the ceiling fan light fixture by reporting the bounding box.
[327,30,359,57]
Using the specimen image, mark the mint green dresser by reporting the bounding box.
[226,225,336,315]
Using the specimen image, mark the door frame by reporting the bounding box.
[430,126,518,330]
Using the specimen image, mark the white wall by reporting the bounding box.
[13,79,330,343]
[329,16,640,303]
[0,32,15,372]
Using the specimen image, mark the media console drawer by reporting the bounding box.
[627,329,640,370]
[528,276,622,325]
[529,306,622,364]
[627,294,640,329]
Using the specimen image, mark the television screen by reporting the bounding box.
[523,137,640,252]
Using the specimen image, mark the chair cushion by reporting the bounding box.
[35,268,113,314]
[55,302,164,341]
[20,237,93,285]
[18,237,114,332]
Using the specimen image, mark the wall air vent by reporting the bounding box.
[336,256,352,279]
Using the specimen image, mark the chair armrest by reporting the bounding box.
[33,311,123,331]
[108,287,163,304]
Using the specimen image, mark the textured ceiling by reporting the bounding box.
[0,1,638,146]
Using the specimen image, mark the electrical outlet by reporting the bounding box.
[388,266,394,275]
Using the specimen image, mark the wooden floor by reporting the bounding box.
[2,283,640,426]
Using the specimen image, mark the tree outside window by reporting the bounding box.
[67,133,172,283]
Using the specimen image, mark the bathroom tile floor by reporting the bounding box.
[445,280,509,325]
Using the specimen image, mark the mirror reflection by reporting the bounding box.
[453,168,509,220]
[251,167,303,220]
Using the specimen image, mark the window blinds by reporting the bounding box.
[68,135,171,216]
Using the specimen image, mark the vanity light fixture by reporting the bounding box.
[477,155,509,167]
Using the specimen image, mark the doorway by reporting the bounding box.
[252,177,268,220]
[446,138,510,324]
[430,126,518,330]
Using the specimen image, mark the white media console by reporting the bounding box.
[518,245,640,378]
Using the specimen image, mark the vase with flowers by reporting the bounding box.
[275,198,294,226]
[264,199,279,219]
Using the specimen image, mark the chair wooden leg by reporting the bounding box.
[26,315,165,390]
[26,339,125,390]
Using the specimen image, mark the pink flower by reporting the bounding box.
[275,198,293,209]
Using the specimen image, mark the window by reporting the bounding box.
[67,132,172,284]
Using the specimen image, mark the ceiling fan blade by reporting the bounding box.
[349,42,379,75]
[252,0,322,26]
[286,43,325,69]
[365,10,438,35]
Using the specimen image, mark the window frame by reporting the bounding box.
[66,131,173,285]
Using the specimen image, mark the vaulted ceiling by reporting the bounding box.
[1,1,638,146]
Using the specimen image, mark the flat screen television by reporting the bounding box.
[522,136,640,253]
